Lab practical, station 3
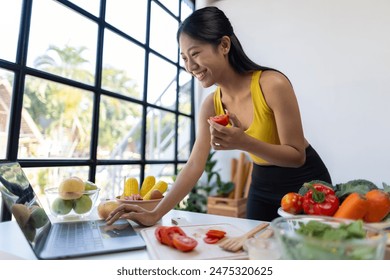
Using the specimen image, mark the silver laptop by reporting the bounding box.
[0,162,146,259]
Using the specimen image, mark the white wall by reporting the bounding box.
[195,0,390,186]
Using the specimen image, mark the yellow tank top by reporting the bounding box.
[213,70,280,164]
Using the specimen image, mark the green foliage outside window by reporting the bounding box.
[174,151,234,213]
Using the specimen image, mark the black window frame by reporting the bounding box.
[0,0,195,222]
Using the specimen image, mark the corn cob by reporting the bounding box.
[143,180,168,200]
[122,177,139,198]
[140,175,156,197]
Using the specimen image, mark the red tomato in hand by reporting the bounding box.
[172,235,198,252]
[281,192,303,214]
[209,114,229,126]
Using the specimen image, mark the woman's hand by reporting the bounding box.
[208,111,247,150]
[105,204,160,227]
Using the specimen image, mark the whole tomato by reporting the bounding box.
[281,192,303,214]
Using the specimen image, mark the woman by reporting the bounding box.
[106,6,331,225]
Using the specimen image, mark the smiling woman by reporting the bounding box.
[104,6,332,227]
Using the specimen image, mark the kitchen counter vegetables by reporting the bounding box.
[280,179,390,223]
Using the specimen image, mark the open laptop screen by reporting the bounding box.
[0,162,51,252]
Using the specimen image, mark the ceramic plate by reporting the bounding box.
[277,207,295,218]
[277,207,390,233]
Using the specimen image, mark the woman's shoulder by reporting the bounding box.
[260,69,290,85]
[259,69,293,93]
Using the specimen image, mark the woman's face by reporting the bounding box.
[179,33,227,88]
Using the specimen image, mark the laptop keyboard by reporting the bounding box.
[51,221,104,252]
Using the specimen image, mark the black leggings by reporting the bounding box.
[246,145,332,222]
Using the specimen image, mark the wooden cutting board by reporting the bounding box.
[140,223,248,260]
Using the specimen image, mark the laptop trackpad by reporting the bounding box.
[98,220,137,238]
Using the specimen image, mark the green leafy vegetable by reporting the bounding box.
[335,179,377,201]
[382,182,390,194]
[279,219,382,259]
[296,220,365,241]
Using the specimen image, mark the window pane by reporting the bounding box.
[67,0,100,16]
[20,76,93,159]
[23,166,90,212]
[177,163,185,172]
[147,53,177,109]
[181,0,193,21]
[28,0,97,85]
[106,0,147,43]
[146,108,176,160]
[0,0,22,62]
[98,96,143,160]
[102,30,145,100]
[150,2,179,62]
[145,164,175,184]
[95,164,140,199]
[178,70,192,115]
[179,1,194,68]
[159,0,179,16]
[177,115,191,160]
[0,69,14,159]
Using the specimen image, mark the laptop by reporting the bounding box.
[0,162,146,259]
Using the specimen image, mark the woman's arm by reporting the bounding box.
[106,94,215,226]
[154,93,216,213]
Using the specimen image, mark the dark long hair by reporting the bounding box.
[177,6,272,74]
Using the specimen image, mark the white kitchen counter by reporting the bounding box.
[0,209,264,260]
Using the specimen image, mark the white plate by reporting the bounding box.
[277,207,390,232]
[277,207,295,217]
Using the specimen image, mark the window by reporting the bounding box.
[0,0,194,219]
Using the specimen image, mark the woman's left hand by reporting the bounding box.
[105,204,160,227]
[208,112,247,150]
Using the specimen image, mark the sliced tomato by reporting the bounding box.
[160,226,187,247]
[206,229,226,239]
[209,114,229,126]
[154,226,167,243]
[172,235,198,252]
[203,236,220,244]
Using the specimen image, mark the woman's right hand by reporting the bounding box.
[208,111,247,150]
[105,204,160,227]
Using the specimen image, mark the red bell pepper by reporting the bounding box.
[302,182,340,216]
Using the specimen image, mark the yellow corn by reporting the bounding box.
[123,177,139,197]
[140,175,156,197]
[143,180,168,200]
